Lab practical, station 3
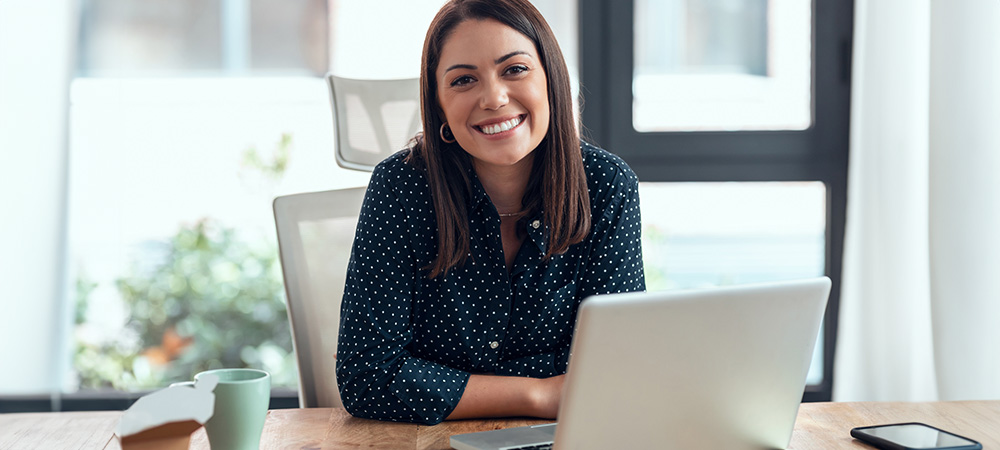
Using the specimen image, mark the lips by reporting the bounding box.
[475,115,524,135]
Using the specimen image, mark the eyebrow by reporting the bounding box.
[443,51,532,74]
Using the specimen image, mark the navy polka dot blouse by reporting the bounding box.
[336,141,645,424]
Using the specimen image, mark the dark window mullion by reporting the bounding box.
[603,0,634,156]
[621,132,816,164]
[579,0,611,146]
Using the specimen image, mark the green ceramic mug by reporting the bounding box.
[177,368,270,450]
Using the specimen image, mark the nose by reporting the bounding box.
[479,78,508,110]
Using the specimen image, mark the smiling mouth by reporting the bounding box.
[476,115,524,135]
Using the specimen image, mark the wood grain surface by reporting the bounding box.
[0,410,120,449]
[1,401,997,449]
[790,401,1000,449]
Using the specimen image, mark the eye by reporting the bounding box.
[504,65,529,76]
[450,75,475,87]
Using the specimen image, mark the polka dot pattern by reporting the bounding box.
[336,142,645,424]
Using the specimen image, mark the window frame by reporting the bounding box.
[0,389,299,413]
[579,0,853,402]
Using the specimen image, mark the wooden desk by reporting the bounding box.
[2,401,998,449]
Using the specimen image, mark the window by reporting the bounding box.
[69,0,343,395]
[640,182,827,385]
[582,0,853,401]
[69,78,370,392]
[641,182,826,291]
[634,0,812,131]
[77,0,328,76]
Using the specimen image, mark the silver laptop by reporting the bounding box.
[450,277,831,450]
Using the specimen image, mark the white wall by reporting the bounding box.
[0,0,77,393]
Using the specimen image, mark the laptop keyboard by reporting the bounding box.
[504,444,553,450]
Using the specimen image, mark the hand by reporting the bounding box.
[529,374,566,419]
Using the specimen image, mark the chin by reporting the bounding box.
[490,152,533,167]
[464,146,533,168]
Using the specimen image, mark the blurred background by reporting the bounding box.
[2,0,996,411]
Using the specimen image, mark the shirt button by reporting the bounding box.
[531,220,541,229]
[489,341,500,349]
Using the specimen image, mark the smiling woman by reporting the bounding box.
[435,18,552,272]
[334,0,646,425]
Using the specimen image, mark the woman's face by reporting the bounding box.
[436,18,550,171]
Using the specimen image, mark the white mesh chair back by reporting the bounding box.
[326,74,421,171]
[273,187,367,408]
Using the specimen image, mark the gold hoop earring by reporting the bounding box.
[440,122,456,143]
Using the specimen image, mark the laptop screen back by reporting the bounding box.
[553,277,831,450]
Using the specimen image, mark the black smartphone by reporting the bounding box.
[850,422,982,450]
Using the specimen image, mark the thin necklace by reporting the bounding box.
[498,211,522,218]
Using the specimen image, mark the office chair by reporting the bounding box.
[273,187,367,408]
[326,74,421,171]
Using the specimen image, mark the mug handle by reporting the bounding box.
[169,381,195,388]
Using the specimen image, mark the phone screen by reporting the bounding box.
[858,423,977,448]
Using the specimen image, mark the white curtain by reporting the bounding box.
[0,0,77,394]
[835,0,1000,401]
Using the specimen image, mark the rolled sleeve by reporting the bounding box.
[389,357,470,422]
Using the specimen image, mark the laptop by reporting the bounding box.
[450,277,831,450]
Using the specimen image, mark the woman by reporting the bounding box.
[336,0,645,425]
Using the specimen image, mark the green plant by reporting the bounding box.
[241,133,293,181]
[75,275,97,326]
[74,219,297,389]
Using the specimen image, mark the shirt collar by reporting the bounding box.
[467,166,548,254]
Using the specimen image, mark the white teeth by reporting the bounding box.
[480,116,522,135]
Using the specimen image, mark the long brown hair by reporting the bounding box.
[407,0,589,278]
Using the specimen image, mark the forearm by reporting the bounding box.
[446,374,556,420]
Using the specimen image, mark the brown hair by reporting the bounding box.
[407,0,589,278]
